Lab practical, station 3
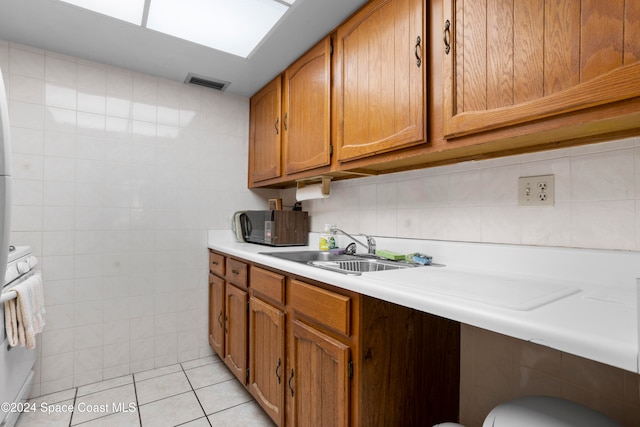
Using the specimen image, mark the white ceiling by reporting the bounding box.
[0,0,367,97]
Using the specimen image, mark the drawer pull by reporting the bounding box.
[232,269,240,275]
[443,19,451,55]
[211,261,219,266]
[275,358,282,384]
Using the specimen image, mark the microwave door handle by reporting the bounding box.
[240,214,251,237]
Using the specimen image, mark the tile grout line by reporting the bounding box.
[34,358,223,427]
[132,373,142,427]
[179,361,213,427]
[207,399,254,417]
[68,387,78,427]
[69,380,139,427]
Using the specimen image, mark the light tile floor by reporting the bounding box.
[16,355,276,427]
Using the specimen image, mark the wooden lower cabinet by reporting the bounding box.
[357,296,460,426]
[208,273,225,358]
[249,296,285,425]
[287,319,350,427]
[225,283,249,384]
[209,250,460,426]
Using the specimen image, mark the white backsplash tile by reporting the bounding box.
[570,200,636,250]
[77,63,106,93]
[635,147,640,199]
[44,56,77,87]
[571,148,635,201]
[9,45,45,79]
[306,136,640,253]
[10,74,44,104]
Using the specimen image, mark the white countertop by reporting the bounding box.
[208,230,640,373]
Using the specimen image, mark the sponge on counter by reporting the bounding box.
[375,249,406,261]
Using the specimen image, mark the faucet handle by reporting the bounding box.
[366,236,376,254]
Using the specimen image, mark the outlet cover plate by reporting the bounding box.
[518,175,554,206]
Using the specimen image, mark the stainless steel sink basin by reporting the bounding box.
[261,250,420,275]
[309,259,415,274]
[260,250,361,263]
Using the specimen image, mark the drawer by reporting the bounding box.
[226,258,248,288]
[289,279,350,336]
[209,251,225,276]
[250,267,285,305]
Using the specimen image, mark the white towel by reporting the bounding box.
[4,272,45,350]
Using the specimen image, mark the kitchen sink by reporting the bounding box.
[261,250,420,275]
[309,259,415,274]
[260,250,361,263]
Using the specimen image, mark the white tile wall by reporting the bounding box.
[301,137,640,252]
[1,40,277,397]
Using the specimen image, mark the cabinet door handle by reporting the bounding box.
[443,20,451,55]
[414,36,422,67]
[217,311,223,328]
[275,358,282,384]
[288,369,295,397]
[275,117,279,135]
[283,112,288,131]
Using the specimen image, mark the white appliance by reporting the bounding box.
[0,66,11,284]
[1,247,38,427]
[0,67,36,427]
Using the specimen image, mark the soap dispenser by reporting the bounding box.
[319,224,331,251]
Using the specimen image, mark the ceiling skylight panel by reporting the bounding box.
[146,0,289,58]
[58,0,145,25]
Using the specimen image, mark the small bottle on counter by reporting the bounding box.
[319,224,331,251]
[328,226,337,250]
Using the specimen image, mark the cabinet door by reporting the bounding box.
[443,0,640,138]
[225,283,248,384]
[249,297,285,426]
[287,319,350,427]
[249,76,282,185]
[208,274,225,359]
[283,37,332,175]
[335,0,425,162]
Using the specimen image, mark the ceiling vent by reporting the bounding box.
[185,73,230,91]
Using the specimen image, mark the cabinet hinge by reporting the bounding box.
[330,42,333,56]
[348,360,353,380]
[246,368,250,383]
[329,144,333,157]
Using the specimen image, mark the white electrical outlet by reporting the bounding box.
[518,175,554,206]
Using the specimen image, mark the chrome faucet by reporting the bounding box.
[330,226,376,254]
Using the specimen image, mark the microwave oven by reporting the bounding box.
[240,210,309,246]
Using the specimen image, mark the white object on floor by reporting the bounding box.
[482,396,621,427]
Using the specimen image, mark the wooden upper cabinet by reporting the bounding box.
[443,0,640,138]
[249,76,282,185]
[283,37,332,175]
[335,0,426,162]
